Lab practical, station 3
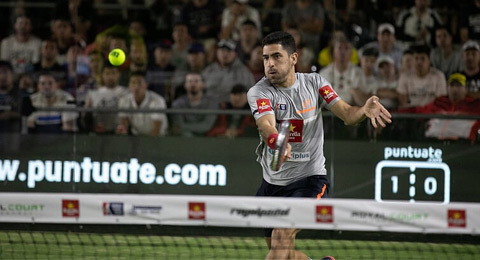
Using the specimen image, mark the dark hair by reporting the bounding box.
[434,25,451,36]
[410,44,431,56]
[403,48,414,56]
[361,47,379,57]
[262,31,296,55]
[230,84,247,94]
[37,71,56,80]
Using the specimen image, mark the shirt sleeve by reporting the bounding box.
[315,74,341,110]
[247,85,275,120]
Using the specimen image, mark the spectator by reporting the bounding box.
[85,64,128,134]
[460,40,480,99]
[247,45,264,82]
[27,73,77,133]
[202,39,255,104]
[285,26,316,73]
[407,73,480,142]
[74,51,104,106]
[129,39,147,73]
[18,73,35,97]
[207,84,256,138]
[170,72,218,137]
[171,42,207,100]
[179,0,223,43]
[399,48,415,75]
[171,22,192,71]
[397,45,446,108]
[359,47,379,100]
[318,29,359,69]
[282,0,324,53]
[430,26,463,77]
[319,38,367,106]
[31,39,67,89]
[220,0,261,42]
[376,56,399,110]
[146,40,176,102]
[460,0,480,43]
[50,18,76,66]
[235,19,261,65]
[117,71,168,136]
[0,15,41,74]
[0,61,21,133]
[396,0,442,46]
[359,23,404,70]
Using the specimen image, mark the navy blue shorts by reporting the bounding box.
[256,175,330,237]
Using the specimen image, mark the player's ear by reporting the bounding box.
[290,52,298,66]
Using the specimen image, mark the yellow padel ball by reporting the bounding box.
[108,48,126,66]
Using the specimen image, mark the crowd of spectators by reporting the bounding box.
[0,0,479,142]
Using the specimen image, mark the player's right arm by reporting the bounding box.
[256,114,277,143]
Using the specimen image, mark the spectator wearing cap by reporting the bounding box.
[171,42,207,100]
[207,84,256,138]
[170,72,218,137]
[117,71,168,136]
[235,19,261,65]
[430,26,463,77]
[397,44,446,108]
[319,38,367,106]
[396,0,442,46]
[202,39,255,104]
[0,15,42,74]
[359,23,404,70]
[403,73,480,142]
[359,47,379,103]
[282,0,324,54]
[220,0,261,42]
[146,40,176,102]
[460,40,480,99]
[376,56,399,110]
[0,61,21,133]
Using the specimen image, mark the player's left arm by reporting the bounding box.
[330,96,392,128]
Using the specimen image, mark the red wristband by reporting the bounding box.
[267,133,278,149]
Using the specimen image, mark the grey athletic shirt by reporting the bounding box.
[247,73,341,186]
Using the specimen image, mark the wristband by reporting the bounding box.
[267,133,278,149]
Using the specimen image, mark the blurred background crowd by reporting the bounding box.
[0,0,479,142]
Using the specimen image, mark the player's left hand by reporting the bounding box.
[364,96,392,128]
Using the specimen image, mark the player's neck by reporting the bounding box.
[274,72,296,88]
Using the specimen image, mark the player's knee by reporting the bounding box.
[272,228,298,241]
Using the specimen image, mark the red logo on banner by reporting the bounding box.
[189,202,206,220]
[316,205,333,223]
[62,199,79,217]
[284,119,303,142]
[256,99,272,114]
[319,85,338,104]
[448,209,466,228]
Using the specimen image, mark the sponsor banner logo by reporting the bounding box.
[130,205,162,215]
[448,209,466,228]
[384,146,443,162]
[351,211,429,223]
[316,205,333,223]
[188,202,206,220]
[62,199,79,217]
[103,202,124,216]
[289,152,310,162]
[256,99,272,114]
[284,119,303,142]
[319,85,338,104]
[276,104,287,110]
[0,204,45,215]
[230,207,290,217]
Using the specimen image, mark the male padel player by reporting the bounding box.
[247,31,392,260]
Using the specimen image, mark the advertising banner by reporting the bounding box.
[0,193,479,235]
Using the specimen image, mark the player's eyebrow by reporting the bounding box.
[263,52,282,58]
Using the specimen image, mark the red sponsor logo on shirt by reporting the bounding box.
[62,199,79,217]
[188,202,206,220]
[283,119,303,142]
[319,85,338,104]
[448,209,466,228]
[256,99,272,114]
[316,205,333,223]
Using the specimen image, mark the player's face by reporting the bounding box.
[263,44,297,87]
